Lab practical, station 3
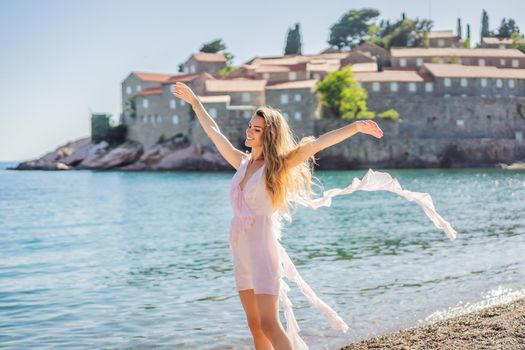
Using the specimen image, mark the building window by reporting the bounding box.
[180,100,185,106]
[242,92,250,102]
[136,85,142,92]
[372,82,381,92]
[425,82,433,92]
[262,73,270,80]
[439,58,445,64]
[512,59,519,68]
[142,99,149,108]
[456,119,464,127]
[209,108,217,119]
[500,59,506,66]
[289,72,297,80]
[294,93,301,102]
[478,58,485,66]
[243,111,251,119]
[399,58,407,67]
[499,44,506,49]
[126,86,132,95]
[172,115,179,125]
[294,112,302,121]
[460,78,468,87]
[170,99,176,109]
[438,39,445,47]
[481,78,488,87]
[190,65,196,73]
[156,115,162,123]
[496,79,503,88]
[280,94,289,104]
[408,83,416,92]
[313,73,321,80]
[142,115,147,123]
[416,58,423,67]
[444,78,451,87]
[283,112,289,121]
[390,82,398,92]
[509,79,515,89]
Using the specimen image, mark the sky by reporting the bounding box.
[1,0,524,161]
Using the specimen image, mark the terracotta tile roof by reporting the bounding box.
[205,79,267,92]
[349,62,378,72]
[354,70,428,82]
[426,30,456,39]
[254,65,291,73]
[136,87,163,96]
[482,37,513,45]
[266,79,318,90]
[422,63,525,79]
[166,72,215,84]
[190,52,227,62]
[133,72,173,83]
[391,48,525,58]
[197,95,231,103]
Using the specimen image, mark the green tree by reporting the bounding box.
[480,9,490,43]
[457,18,462,39]
[328,8,380,50]
[199,39,235,75]
[497,18,520,38]
[199,39,226,53]
[462,24,471,48]
[383,18,433,48]
[315,66,369,119]
[284,23,302,55]
[511,32,525,53]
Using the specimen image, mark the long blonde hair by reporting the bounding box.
[255,106,321,221]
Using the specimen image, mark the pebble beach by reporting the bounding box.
[340,298,525,350]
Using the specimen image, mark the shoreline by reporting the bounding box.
[340,297,525,349]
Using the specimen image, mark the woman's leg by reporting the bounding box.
[238,289,274,350]
[255,293,293,350]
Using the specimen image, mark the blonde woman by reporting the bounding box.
[172,82,456,349]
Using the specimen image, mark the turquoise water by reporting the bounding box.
[1,162,524,349]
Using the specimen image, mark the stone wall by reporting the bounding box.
[314,96,525,169]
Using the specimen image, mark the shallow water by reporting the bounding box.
[1,162,524,349]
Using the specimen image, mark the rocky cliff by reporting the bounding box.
[12,135,231,171]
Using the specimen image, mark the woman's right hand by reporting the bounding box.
[172,82,198,107]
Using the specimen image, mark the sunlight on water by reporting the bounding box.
[0,164,524,349]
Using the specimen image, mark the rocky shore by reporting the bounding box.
[9,136,525,172]
[340,298,525,350]
[11,136,231,171]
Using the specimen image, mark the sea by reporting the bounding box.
[1,161,524,349]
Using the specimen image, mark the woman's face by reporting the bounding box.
[244,115,265,148]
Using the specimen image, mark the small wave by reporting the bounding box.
[423,285,525,324]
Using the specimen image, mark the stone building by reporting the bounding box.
[352,42,391,67]
[481,37,514,49]
[391,48,525,69]
[425,30,460,47]
[181,53,227,74]
[117,47,525,167]
[265,80,319,139]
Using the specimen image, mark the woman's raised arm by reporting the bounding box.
[172,82,245,169]
[284,120,384,169]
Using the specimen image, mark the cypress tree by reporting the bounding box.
[284,23,302,55]
[481,10,490,43]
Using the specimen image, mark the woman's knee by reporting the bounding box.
[260,317,281,335]
[246,316,264,336]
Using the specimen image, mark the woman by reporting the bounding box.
[172,82,456,349]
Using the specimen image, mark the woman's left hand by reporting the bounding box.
[355,120,384,139]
